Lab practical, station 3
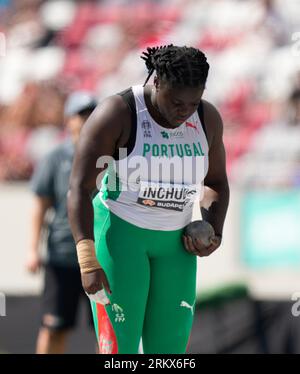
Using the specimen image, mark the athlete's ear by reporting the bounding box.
[154,76,160,91]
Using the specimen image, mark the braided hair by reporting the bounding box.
[141,44,209,87]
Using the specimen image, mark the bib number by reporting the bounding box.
[137,181,200,211]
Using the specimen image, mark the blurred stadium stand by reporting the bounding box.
[0,0,300,180]
[1,0,300,353]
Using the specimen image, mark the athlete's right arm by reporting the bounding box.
[68,95,131,297]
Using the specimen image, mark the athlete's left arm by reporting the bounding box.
[183,102,230,257]
[201,101,229,238]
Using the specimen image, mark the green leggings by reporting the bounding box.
[91,197,197,354]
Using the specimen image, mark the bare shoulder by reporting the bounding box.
[80,93,132,149]
[91,94,131,131]
[201,99,224,147]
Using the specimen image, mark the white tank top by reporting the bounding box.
[98,85,209,231]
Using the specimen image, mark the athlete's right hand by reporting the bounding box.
[26,250,42,274]
[81,268,111,305]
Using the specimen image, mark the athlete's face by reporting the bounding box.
[154,78,204,127]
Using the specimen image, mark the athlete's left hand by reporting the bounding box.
[182,234,222,257]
